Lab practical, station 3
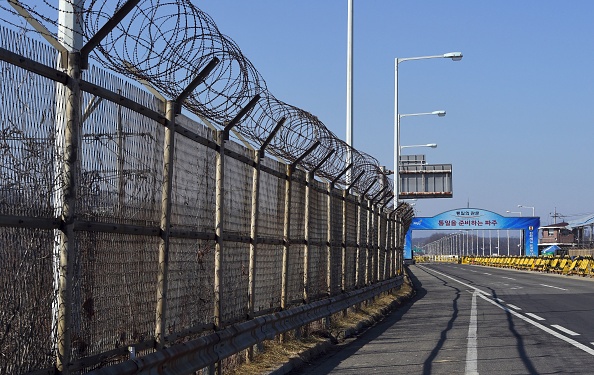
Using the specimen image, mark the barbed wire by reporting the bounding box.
[0,0,393,199]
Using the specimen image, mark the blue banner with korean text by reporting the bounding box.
[405,208,540,258]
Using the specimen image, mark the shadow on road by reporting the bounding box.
[288,269,428,374]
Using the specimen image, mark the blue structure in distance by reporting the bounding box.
[405,208,540,258]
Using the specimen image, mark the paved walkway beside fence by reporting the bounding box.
[289,265,473,374]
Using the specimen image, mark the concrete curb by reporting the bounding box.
[267,339,333,375]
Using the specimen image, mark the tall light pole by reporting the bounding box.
[401,143,438,150]
[345,0,354,184]
[518,204,535,216]
[394,52,462,201]
[399,111,445,155]
[401,110,446,120]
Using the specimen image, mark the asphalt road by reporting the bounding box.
[289,263,594,374]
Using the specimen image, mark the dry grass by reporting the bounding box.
[227,276,414,375]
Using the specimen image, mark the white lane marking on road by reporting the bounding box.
[526,313,545,321]
[507,304,522,310]
[540,284,568,291]
[484,273,492,275]
[494,298,505,303]
[551,325,580,336]
[465,290,479,375]
[501,276,516,280]
[477,294,594,355]
[417,265,594,356]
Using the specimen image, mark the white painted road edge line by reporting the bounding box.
[551,325,580,336]
[540,284,568,291]
[417,265,594,356]
[501,276,516,280]
[525,313,545,321]
[507,304,522,310]
[465,290,479,375]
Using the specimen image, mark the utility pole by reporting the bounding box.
[550,207,564,224]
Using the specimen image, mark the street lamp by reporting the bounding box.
[401,143,438,150]
[506,210,522,217]
[394,52,463,201]
[400,110,446,119]
[518,205,535,216]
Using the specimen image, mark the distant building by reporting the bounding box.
[538,214,594,254]
[538,222,574,254]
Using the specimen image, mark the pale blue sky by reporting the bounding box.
[198,0,594,224]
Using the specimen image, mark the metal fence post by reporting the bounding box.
[365,199,372,285]
[376,205,382,282]
[326,182,333,296]
[55,50,82,375]
[397,213,401,275]
[281,164,292,311]
[155,100,176,348]
[247,118,283,358]
[282,142,318,341]
[303,149,333,304]
[303,172,313,303]
[355,195,362,288]
[342,189,348,292]
[248,151,261,316]
[379,197,393,281]
[390,212,396,277]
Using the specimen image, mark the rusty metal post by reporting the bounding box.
[246,151,261,362]
[303,148,332,305]
[247,151,261,315]
[379,197,392,281]
[396,217,401,274]
[392,211,398,276]
[384,213,393,280]
[376,205,382,282]
[280,165,293,343]
[355,194,363,287]
[323,182,334,328]
[382,212,388,281]
[214,97,259,350]
[248,118,283,358]
[155,101,176,349]
[214,129,226,327]
[326,182,334,297]
[365,199,372,285]
[281,164,292,311]
[390,213,395,277]
[282,142,318,341]
[303,172,313,303]
[342,190,348,292]
[55,51,81,374]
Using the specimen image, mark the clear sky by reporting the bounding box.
[196,0,594,224]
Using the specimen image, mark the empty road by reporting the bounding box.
[290,262,594,374]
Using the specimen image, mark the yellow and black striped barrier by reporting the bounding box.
[413,254,594,277]
[454,255,594,277]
